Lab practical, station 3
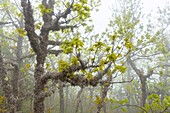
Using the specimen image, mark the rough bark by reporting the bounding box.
[96,86,109,113]
[33,53,47,113]
[21,0,49,112]
[96,76,111,113]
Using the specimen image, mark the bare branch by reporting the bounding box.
[59,16,78,24]
[0,34,17,42]
[48,50,63,57]
[48,40,62,46]
[128,58,142,76]
[160,107,168,113]
[99,77,134,84]
[76,53,86,69]
[121,104,148,113]
[0,21,14,25]
[20,54,35,60]
[56,0,74,19]
[50,0,77,31]
[51,24,77,31]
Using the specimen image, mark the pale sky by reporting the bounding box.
[92,0,168,33]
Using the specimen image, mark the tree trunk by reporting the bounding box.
[75,87,83,113]
[34,81,45,113]
[89,88,93,113]
[33,55,46,113]
[80,96,83,113]
[140,76,147,107]
[15,36,23,111]
[96,78,110,113]
[12,65,19,112]
[127,59,132,113]
[9,36,23,112]
[65,86,69,113]
[103,103,107,113]
[59,81,64,113]
[129,58,153,113]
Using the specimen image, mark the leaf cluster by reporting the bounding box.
[144,94,170,113]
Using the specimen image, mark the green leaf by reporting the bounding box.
[85,72,93,80]
[15,28,26,37]
[106,53,118,62]
[121,107,127,112]
[38,4,52,15]
[71,56,79,65]
[58,60,69,72]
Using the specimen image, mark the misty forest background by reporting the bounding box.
[0,0,170,113]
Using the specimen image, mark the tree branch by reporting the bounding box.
[99,77,134,84]
[20,54,35,60]
[21,0,41,54]
[48,50,63,57]
[121,104,148,113]
[56,0,74,19]
[50,0,76,31]
[128,58,142,76]
[0,21,14,25]
[48,40,62,46]
[41,63,100,86]
[0,34,17,42]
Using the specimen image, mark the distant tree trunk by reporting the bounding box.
[129,58,153,113]
[126,59,132,113]
[14,36,23,111]
[103,103,107,113]
[89,87,94,113]
[30,96,34,112]
[75,87,83,113]
[0,45,15,113]
[59,80,64,113]
[65,86,69,113]
[139,76,147,107]
[80,96,83,113]
[12,65,19,111]
[160,61,168,102]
